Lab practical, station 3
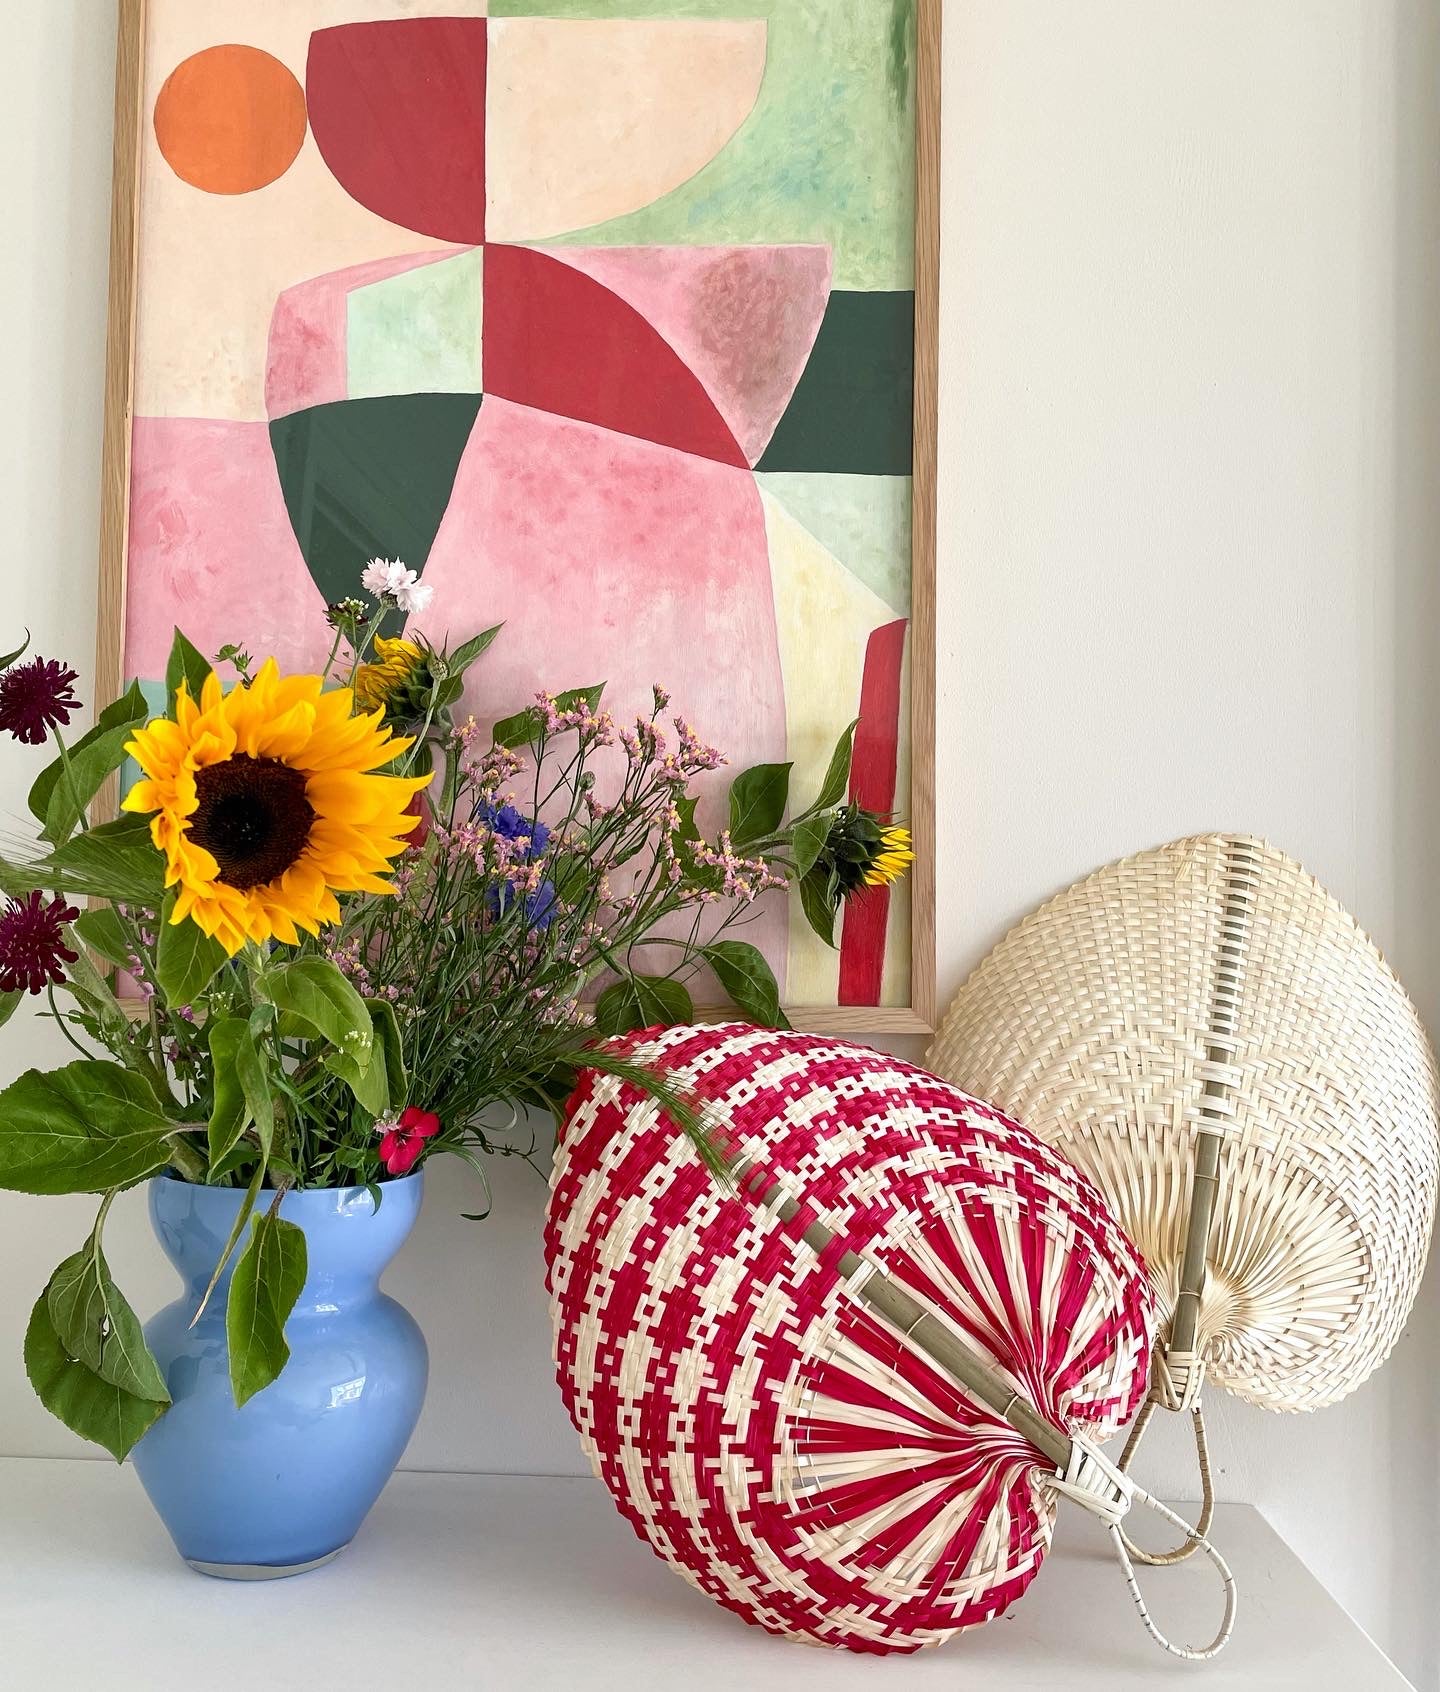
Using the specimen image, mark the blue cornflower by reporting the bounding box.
[486,879,558,931]
[477,801,551,858]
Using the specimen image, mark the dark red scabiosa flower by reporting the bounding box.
[0,657,80,746]
[0,892,81,994]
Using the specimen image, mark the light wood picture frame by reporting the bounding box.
[97,0,940,1033]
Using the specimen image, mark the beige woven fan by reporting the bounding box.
[927,834,1440,1560]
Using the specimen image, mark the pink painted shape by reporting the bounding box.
[539,246,833,466]
[125,418,335,680]
[411,397,789,983]
[265,249,472,420]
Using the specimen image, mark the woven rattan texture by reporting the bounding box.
[927,834,1440,1413]
[546,1025,1154,1654]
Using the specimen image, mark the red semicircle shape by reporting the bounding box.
[307,19,488,244]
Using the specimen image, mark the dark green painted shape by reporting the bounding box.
[759,292,915,477]
[269,393,483,616]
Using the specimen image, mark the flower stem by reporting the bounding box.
[165,1130,207,1183]
[48,723,88,836]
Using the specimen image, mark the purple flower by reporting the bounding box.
[0,657,80,746]
[476,801,550,858]
[0,892,80,994]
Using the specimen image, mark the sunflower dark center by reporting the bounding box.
[189,755,315,891]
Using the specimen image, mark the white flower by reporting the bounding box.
[395,578,434,616]
[361,558,411,598]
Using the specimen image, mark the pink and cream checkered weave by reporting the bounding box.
[546,1025,1156,1654]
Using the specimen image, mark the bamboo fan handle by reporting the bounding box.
[1115,1399,1215,1564]
[1047,1438,1236,1658]
[1111,1492,1238,1659]
[1111,836,1259,1565]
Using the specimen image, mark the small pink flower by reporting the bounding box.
[376,1106,441,1175]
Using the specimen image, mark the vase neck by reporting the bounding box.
[149,1178,424,1308]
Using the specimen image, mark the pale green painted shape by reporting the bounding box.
[756,473,913,612]
[347,250,484,401]
[488,0,916,290]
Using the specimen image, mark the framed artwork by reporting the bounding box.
[98,0,940,1032]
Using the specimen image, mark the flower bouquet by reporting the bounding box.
[0,570,911,1574]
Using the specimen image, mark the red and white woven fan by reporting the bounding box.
[545,1024,1236,1659]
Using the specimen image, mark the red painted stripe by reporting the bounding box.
[839,618,908,1005]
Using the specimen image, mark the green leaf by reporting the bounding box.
[154,890,227,1009]
[58,936,132,1047]
[48,814,166,904]
[445,625,503,675]
[0,990,21,1030]
[366,998,407,1104]
[593,974,695,1038]
[265,959,374,1074]
[492,684,606,749]
[431,674,466,713]
[192,1161,264,1325]
[324,1031,389,1116]
[227,1211,307,1408]
[165,627,212,712]
[557,684,606,714]
[492,706,541,748]
[206,1019,251,1166]
[800,870,839,949]
[0,1061,177,1195]
[72,906,132,971]
[234,1018,275,1160]
[205,1142,254,1186]
[808,720,859,814]
[0,630,30,671]
[702,941,789,1030]
[41,728,135,844]
[789,811,833,881]
[672,795,701,844]
[728,762,793,847]
[29,681,149,831]
[46,1230,170,1403]
[25,1286,168,1462]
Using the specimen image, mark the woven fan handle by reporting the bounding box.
[1116,1400,1215,1565]
[1110,1493,1238,1659]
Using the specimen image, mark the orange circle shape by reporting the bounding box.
[154,45,307,195]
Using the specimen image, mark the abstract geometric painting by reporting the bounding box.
[100,0,939,1027]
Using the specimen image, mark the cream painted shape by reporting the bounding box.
[136,0,489,420]
[486,19,767,244]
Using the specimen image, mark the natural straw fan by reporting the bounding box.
[927,834,1440,1562]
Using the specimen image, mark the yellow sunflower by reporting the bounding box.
[866,825,916,888]
[122,659,429,955]
[352,636,424,713]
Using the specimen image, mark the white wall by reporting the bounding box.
[1,2,1436,1684]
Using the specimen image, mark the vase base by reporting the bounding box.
[186,1546,349,1581]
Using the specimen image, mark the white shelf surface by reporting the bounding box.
[0,1458,1412,1690]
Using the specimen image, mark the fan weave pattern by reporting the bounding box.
[546,1025,1154,1653]
[927,834,1440,1414]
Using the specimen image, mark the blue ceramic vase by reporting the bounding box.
[132,1174,428,1579]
